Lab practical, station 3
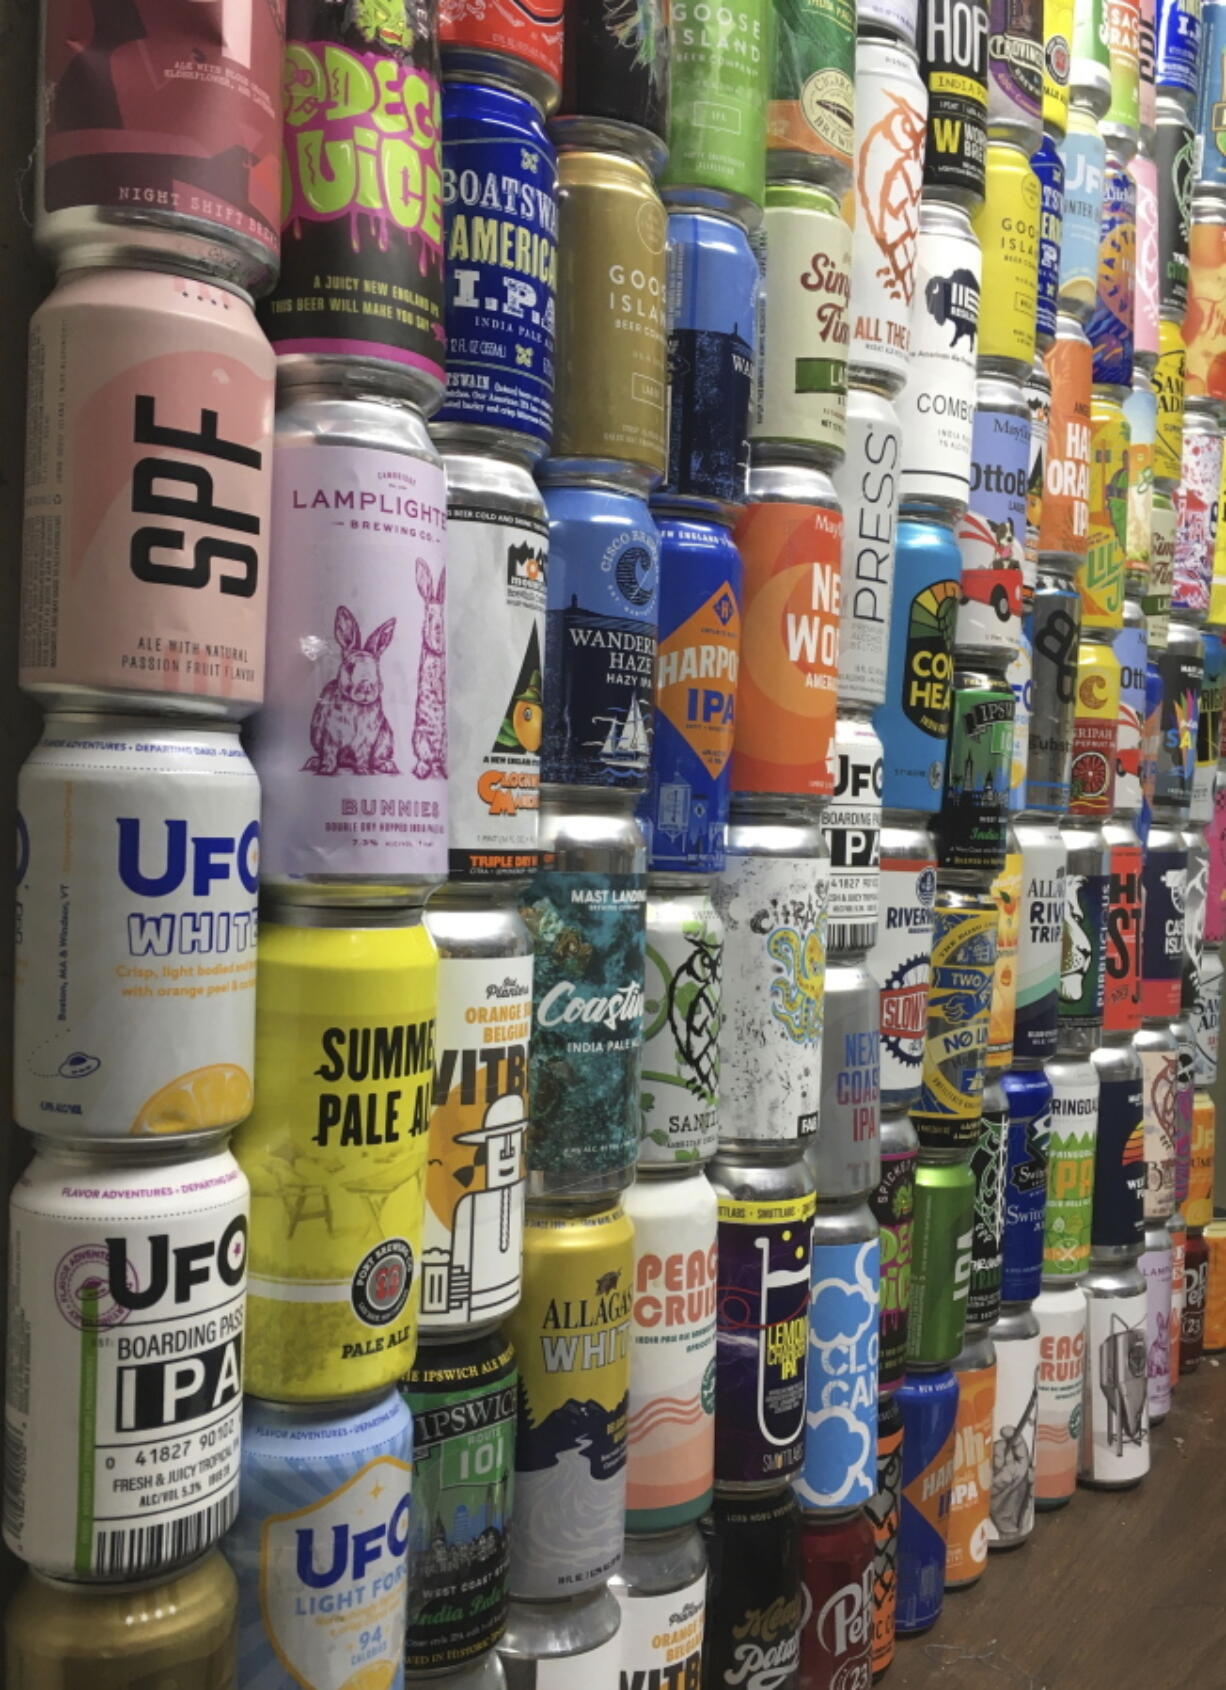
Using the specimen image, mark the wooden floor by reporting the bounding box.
[888,1358,1226,1690]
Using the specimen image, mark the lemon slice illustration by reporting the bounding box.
[131,1063,254,1135]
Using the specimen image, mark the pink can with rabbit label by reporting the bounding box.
[253,437,449,896]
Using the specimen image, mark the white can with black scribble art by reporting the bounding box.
[639,880,723,1167]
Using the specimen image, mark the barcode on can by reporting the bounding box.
[92,1492,237,1579]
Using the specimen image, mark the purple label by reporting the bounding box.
[870,1153,916,1388]
[1087,158,1136,387]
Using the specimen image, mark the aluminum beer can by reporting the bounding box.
[700,1489,803,1687]
[522,799,646,1198]
[987,830,1023,1066]
[1013,815,1069,1060]
[640,879,723,1167]
[36,0,281,289]
[499,1586,622,1686]
[1103,814,1144,1035]
[1079,1257,1150,1485]
[869,1389,904,1674]
[229,1392,413,1684]
[875,518,961,811]
[984,1302,1040,1548]
[1124,371,1157,587]
[1034,1284,1088,1506]
[833,386,903,708]
[1182,1226,1209,1366]
[972,141,1041,374]
[1039,316,1094,561]
[660,0,769,217]
[13,718,259,1139]
[1153,317,1187,484]
[1188,1090,1217,1224]
[732,462,843,798]
[1193,947,1222,1083]
[505,1204,632,1599]
[610,1527,707,1688]
[796,1509,877,1686]
[440,0,562,109]
[968,1077,1010,1326]
[1131,150,1161,362]
[434,83,557,456]
[661,212,758,510]
[3,1142,246,1581]
[1000,1067,1052,1301]
[797,1204,880,1510]
[1193,633,1226,823]
[20,269,273,718]
[1156,101,1194,315]
[717,807,829,1146]
[1025,359,1052,580]
[1079,386,1130,629]
[1196,8,1226,188]
[894,1367,959,1633]
[987,0,1045,140]
[1146,492,1178,650]
[869,816,939,1108]
[1173,409,1222,620]
[1184,819,1210,978]
[1046,0,1076,136]
[556,0,669,162]
[1204,1220,1226,1350]
[1058,107,1107,314]
[955,376,1030,655]
[906,1156,976,1363]
[1147,1221,1178,1390]
[548,150,667,483]
[639,515,741,874]
[709,1151,816,1487]
[624,1169,717,1528]
[1025,569,1082,809]
[1114,597,1149,813]
[1044,1054,1100,1276]
[1105,0,1144,131]
[539,480,659,795]
[420,890,531,1332]
[1169,1208,1187,1382]
[945,1327,995,1587]
[1091,1038,1147,1245]
[1137,1018,1179,1217]
[764,0,856,188]
[810,957,883,1199]
[1072,0,1113,116]
[914,890,997,1146]
[1006,625,1034,808]
[871,1110,920,1387]
[1154,618,1204,806]
[1033,133,1066,344]
[1207,784,1226,945]
[253,395,450,897]
[1058,817,1111,1041]
[824,713,885,952]
[751,184,851,460]
[862,0,924,40]
[1156,0,1201,98]
[1171,1008,1197,1205]
[1070,633,1123,815]
[898,203,982,512]
[934,667,1016,878]
[848,38,928,392]
[1185,209,1226,402]
[1140,817,1188,1016]
[920,0,991,202]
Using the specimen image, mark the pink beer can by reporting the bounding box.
[20,268,274,717]
[250,391,450,898]
[1127,150,1158,364]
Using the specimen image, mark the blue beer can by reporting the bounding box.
[662,212,758,512]
[1195,0,1226,186]
[895,1366,959,1635]
[1089,1044,1146,1249]
[1032,134,1065,346]
[1058,110,1106,317]
[434,82,557,456]
[1138,656,1164,844]
[1157,0,1201,100]
[1000,1066,1052,1303]
[1154,619,1203,809]
[796,1206,881,1512]
[874,518,961,813]
[639,515,743,872]
[1086,150,1136,388]
[541,481,660,791]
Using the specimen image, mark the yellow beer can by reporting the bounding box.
[1203,1219,1226,1351]
[1043,0,1073,138]
[971,142,1040,373]
[1153,318,1186,487]
[1076,386,1129,630]
[1187,1089,1216,1228]
[236,907,438,1400]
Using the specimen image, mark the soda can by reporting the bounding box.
[20,270,273,718]
[1039,316,1094,561]
[1136,1018,1179,1217]
[920,0,991,202]
[984,1302,1040,1549]
[1196,0,1226,186]
[639,880,723,1167]
[1185,820,1210,978]
[548,150,667,484]
[987,0,1045,141]
[824,714,885,952]
[433,84,557,456]
[1072,0,1113,113]
[945,1327,995,1588]
[1204,1219,1226,1349]
[1103,815,1144,1036]
[751,184,850,461]
[499,1586,622,1686]
[874,518,961,811]
[1187,209,1226,403]
[3,1142,246,1581]
[1169,1207,1187,1382]
[1086,156,1134,387]
[36,0,281,289]
[265,4,444,409]
[1044,1054,1100,1277]
[14,718,259,1139]
[1045,0,1076,136]
[556,0,669,164]
[1031,136,1064,349]
[539,481,659,794]
[1130,150,1161,363]
[968,1076,1010,1327]
[661,212,757,512]
[732,463,843,799]
[797,1510,877,1685]
[810,957,883,1198]
[1034,1284,1088,1507]
[1070,633,1123,815]
[954,376,1029,655]
[1013,815,1069,1061]
[1079,1257,1150,1486]
[871,1109,920,1387]
[1124,371,1156,588]
[699,1489,803,1687]
[999,1067,1052,1301]
[1115,599,1148,816]
[1090,1038,1147,1246]
[1172,1008,1197,1205]
[522,800,646,1198]
[254,395,450,897]
[1006,625,1034,809]
[1106,0,1143,130]
[848,38,928,392]
[1156,0,1201,98]
[1078,386,1130,630]
[1154,318,1187,485]
[898,203,982,512]
[894,1367,959,1634]
[1147,492,1178,652]
[624,1170,718,1528]
[1193,633,1226,824]
[1182,1226,1209,1367]
[1154,619,1203,805]
[610,1527,706,1689]
[833,386,903,708]
[1025,569,1082,808]
[1173,410,1222,619]
[1058,107,1107,315]
[987,830,1024,1066]
[638,521,741,876]
[906,1155,976,1363]
[971,141,1041,374]
[934,667,1016,878]
[868,1388,904,1674]
[869,817,939,1108]
[764,0,856,189]
[1058,817,1111,1042]
[1025,359,1052,580]
[1155,104,1194,319]
[709,1150,816,1487]
[441,0,562,110]
[660,0,769,216]
[1193,948,1222,1083]
[797,1204,881,1510]
[913,891,997,1147]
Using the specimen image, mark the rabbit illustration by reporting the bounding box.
[303,606,398,776]
[412,559,447,780]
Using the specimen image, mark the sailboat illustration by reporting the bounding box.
[590,696,651,764]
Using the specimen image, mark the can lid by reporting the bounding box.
[260,898,426,928]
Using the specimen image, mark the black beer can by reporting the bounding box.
[700,1487,803,1687]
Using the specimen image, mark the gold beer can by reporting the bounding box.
[549,149,668,485]
[6,1550,236,1690]
[235,906,438,1400]
[1203,1219,1226,1350]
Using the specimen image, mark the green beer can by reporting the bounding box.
[906,1151,975,1366]
[662,0,772,223]
[766,0,856,189]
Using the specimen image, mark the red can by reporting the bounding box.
[440,0,563,110]
[867,1391,903,1680]
[798,1507,876,1690]
[1103,820,1143,1036]
[1181,1229,1208,1371]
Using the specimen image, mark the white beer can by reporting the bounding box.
[832,386,903,708]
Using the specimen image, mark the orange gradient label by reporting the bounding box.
[945,1365,994,1584]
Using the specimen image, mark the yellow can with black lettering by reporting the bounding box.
[971,142,1040,373]
[1069,633,1122,817]
[1076,387,1129,630]
[1043,0,1073,138]
[1153,318,1186,486]
[235,907,438,1401]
